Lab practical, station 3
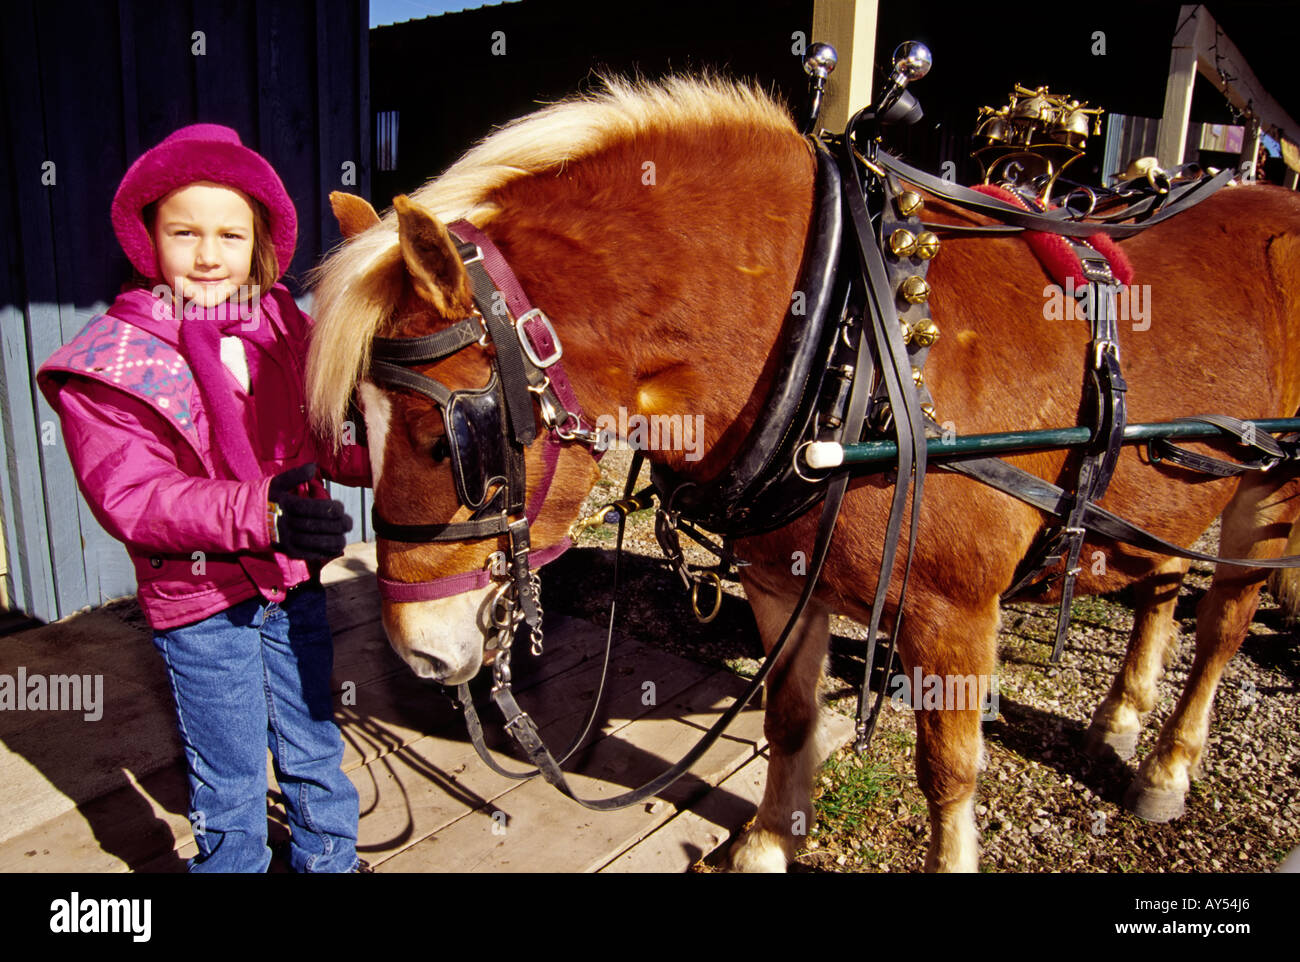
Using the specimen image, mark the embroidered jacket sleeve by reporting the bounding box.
[46,377,275,555]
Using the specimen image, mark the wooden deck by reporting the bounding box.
[0,543,851,872]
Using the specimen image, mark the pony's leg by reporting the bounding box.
[729,572,831,873]
[1126,473,1300,822]
[1083,556,1190,760]
[908,600,1000,873]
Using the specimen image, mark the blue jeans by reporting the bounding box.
[153,582,360,872]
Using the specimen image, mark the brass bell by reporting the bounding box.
[896,190,923,217]
[900,276,930,304]
[914,232,940,259]
[911,366,925,387]
[911,317,940,347]
[889,228,918,257]
[1011,92,1050,124]
[1051,108,1092,148]
[900,319,914,344]
[977,113,1009,144]
[921,403,938,421]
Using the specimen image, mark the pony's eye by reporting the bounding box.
[431,437,451,463]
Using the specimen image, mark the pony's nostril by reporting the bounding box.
[411,650,451,681]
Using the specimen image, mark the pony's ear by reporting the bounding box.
[329,191,381,238]
[393,194,473,316]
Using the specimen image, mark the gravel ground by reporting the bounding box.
[542,448,1300,872]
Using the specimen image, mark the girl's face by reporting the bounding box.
[152,182,255,308]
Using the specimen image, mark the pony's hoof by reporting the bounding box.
[728,828,789,873]
[1083,723,1138,761]
[1124,782,1186,823]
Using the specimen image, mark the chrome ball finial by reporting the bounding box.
[804,42,838,81]
[891,41,933,84]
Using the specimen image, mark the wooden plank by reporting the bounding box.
[0,0,60,622]
[0,556,779,873]
[38,0,141,609]
[191,0,259,127]
[811,0,878,134]
[0,613,717,871]
[0,499,8,609]
[331,620,692,772]
[1190,9,1300,149]
[599,752,769,872]
[380,667,766,872]
[344,642,721,868]
[1156,5,1202,168]
[600,708,856,872]
[0,673,181,845]
[316,0,369,541]
[0,761,191,873]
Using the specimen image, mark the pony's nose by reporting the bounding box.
[409,648,479,686]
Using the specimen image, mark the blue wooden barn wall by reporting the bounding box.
[0,0,371,623]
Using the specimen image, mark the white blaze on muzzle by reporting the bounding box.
[380,583,496,685]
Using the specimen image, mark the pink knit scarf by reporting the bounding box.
[113,287,281,480]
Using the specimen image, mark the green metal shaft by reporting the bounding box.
[838,418,1300,467]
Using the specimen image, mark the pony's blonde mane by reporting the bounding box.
[307,74,796,443]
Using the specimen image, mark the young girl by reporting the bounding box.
[37,124,372,873]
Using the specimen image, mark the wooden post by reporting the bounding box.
[811,0,878,135]
[1156,5,1299,179]
[0,508,8,611]
[1155,5,1200,168]
[1240,121,1262,183]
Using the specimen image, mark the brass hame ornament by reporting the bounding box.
[973,84,1103,202]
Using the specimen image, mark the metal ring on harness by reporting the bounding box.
[792,440,833,483]
[1064,187,1098,219]
[489,580,522,630]
[691,571,723,623]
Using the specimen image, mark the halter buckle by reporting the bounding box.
[516,309,563,368]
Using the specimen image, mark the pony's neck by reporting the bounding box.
[478,123,816,478]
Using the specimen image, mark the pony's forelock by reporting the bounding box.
[306,73,796,445]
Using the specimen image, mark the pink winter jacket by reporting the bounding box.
[37,284,371,630]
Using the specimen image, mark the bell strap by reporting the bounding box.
[841,124,929,753]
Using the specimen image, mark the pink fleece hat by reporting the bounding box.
[111,124,297,279]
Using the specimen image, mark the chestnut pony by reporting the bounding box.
[307,77,1300,871]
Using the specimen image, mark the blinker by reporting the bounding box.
[445,372,511,511]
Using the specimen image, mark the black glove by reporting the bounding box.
[268,463,353,561]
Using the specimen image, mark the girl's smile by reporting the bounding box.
[152,182,255,308]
